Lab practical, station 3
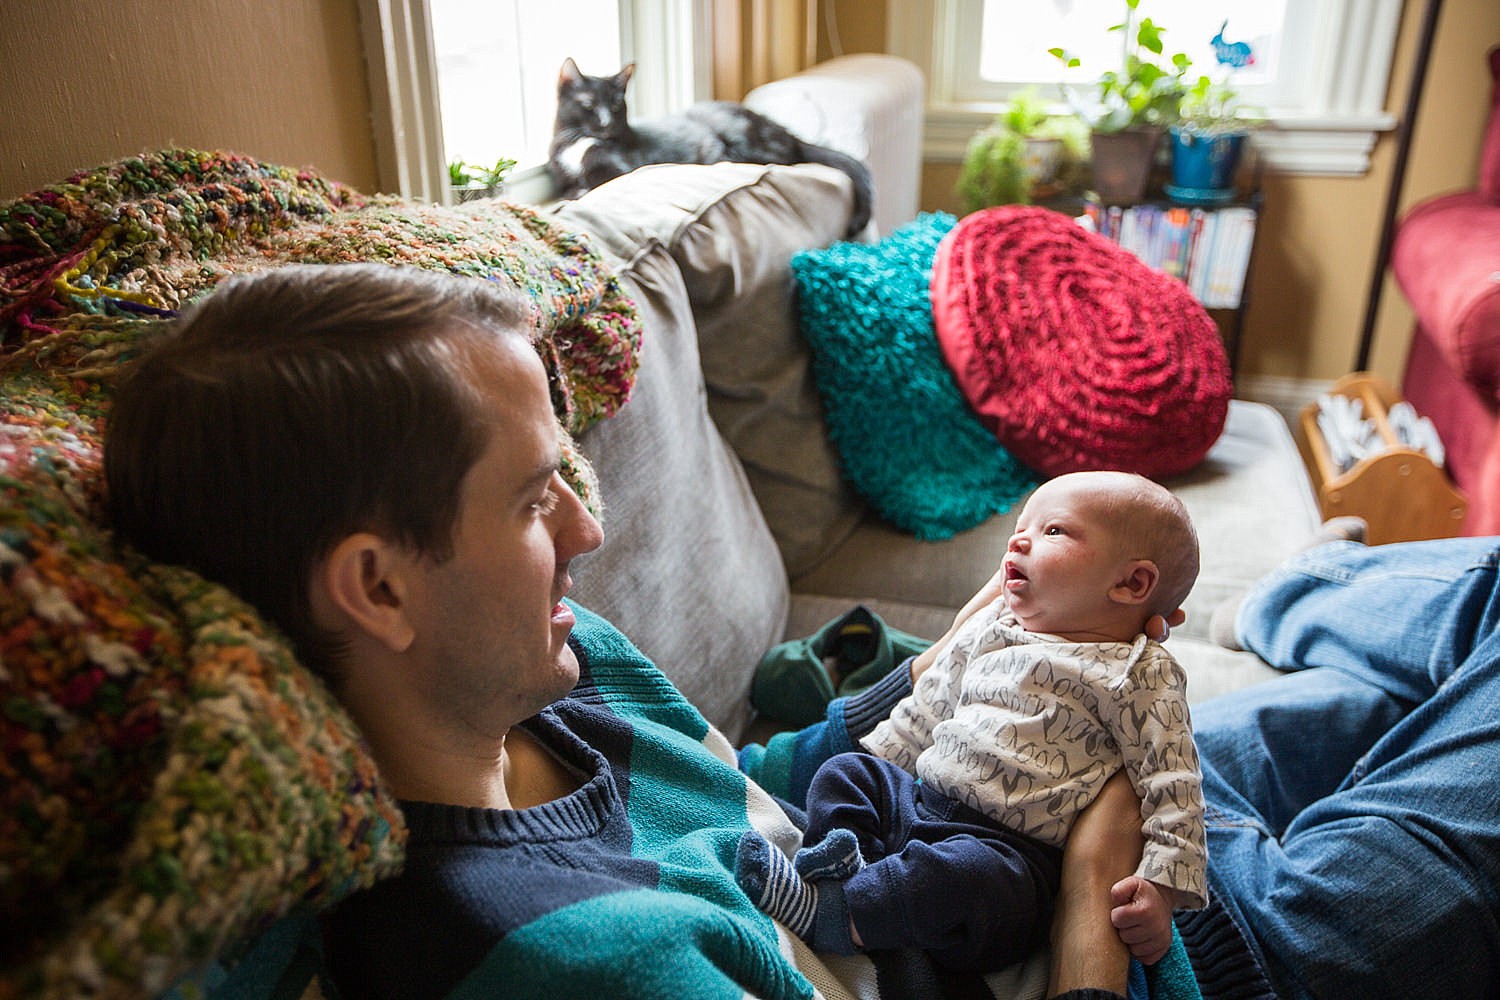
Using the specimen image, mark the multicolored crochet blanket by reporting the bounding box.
[0,151,642,999]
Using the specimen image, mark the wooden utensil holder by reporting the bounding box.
[1295,372,1467,545]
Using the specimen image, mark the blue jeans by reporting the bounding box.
[1200,536,1500,999]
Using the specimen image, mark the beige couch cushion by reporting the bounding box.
[557,162,866,578]
[790,399,1319,703]
[556,163,860,739]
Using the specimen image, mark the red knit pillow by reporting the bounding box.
[930,205,1232,479]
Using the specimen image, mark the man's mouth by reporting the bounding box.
[552,601,576,627]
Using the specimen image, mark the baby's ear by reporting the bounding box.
[1109,559,1159,606]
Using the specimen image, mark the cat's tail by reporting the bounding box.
[799,143,873,238]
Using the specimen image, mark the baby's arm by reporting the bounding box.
[1108,875,1176,965]
[1109,650,1209,909]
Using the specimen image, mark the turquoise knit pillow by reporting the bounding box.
[790,214,1037,540]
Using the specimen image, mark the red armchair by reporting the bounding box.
[1393,44,1500,534]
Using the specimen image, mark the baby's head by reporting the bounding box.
[1001,471,1199,642]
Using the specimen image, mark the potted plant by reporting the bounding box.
[448,156,517,204]
[956,89,1087,212]
[1050,0,1191,203]
[1166,74,1259,204]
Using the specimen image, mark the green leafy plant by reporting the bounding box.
[958,128,1031,211]
[447,157,516,190]
[1176,75,1261,135]
[1049,0,1191,133]
[999,87,1051,136]
[474,157,517,189]
[957,91,1088,212]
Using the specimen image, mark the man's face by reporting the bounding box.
[405,334,603,733]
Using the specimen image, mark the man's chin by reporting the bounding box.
[555,643,582,691]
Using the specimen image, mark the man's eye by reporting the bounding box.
[533,490,561,515]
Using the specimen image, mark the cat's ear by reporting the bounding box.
[560,57,582,86]
[615,63,636,88]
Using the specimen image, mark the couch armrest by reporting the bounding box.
[1392,190,1500,394]
[745,54,924,237]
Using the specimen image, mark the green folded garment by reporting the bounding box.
[752,606,933,727]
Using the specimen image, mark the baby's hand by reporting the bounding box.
[1109,875,1174,965]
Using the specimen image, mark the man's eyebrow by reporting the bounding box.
[515,454,561,495]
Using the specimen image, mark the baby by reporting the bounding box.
[737,470,1207,973]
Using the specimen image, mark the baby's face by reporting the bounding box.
[1001,476,1138,638]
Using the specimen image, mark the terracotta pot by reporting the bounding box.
[1089,126,1163,203]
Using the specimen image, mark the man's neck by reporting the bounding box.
[366,724,581,811]
[501,727,584,809]
[370,731,512,809]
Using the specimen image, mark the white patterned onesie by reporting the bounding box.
[861,600,1208,908]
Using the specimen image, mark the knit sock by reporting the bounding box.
[737,832,818,937]
[1208,594,1247,651]
[1307,515,1368,548]
[1211,515,1370,652]
[794,827,867,881]
[736,832,857,952]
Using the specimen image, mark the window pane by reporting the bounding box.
[429,0,621,173]
[978,1,1286,98]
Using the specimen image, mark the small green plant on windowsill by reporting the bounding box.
[448,157,517,203]
[957,89,1088,213]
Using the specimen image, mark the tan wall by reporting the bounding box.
[0,0,379,200]
[892,1,1500,387]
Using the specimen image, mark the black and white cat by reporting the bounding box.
[548,59,873,237]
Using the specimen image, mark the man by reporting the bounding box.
[105,263,1154,1000]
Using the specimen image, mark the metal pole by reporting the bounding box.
[1355,0,1445,372]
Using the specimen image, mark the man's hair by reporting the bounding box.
[105,264,535,683]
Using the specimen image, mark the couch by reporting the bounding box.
[1393,44,1500,534]
[557,160,1318,750]
[0,65,1321,1000]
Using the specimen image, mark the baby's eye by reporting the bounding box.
[1044,525,1066,536]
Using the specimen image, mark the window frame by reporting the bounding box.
[357,0,713,202]
[887,0,1403,176]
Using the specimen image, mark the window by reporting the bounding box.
[358,0,711,202]
[428,1,623,188]
[888,0,1403,175]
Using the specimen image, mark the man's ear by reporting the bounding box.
[317,533,417,654]
[1109,559,1160,606]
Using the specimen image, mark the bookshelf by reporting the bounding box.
[1080,192,1261,375]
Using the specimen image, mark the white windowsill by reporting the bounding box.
[892,0,1403,178]
[923,106,1398,176]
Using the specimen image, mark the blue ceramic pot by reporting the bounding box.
[1169,127,1247,193]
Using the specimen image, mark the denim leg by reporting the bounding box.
[1199,537,1500,999]
[1234,537,1500,701]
